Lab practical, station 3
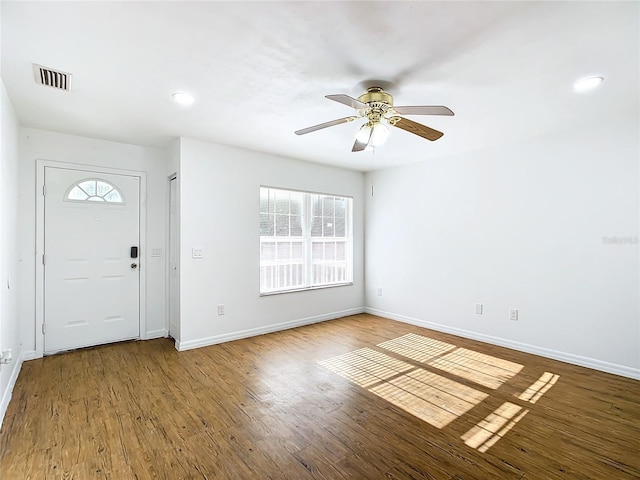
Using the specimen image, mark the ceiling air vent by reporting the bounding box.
[32,64,72,91]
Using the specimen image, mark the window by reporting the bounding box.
[260,186,353,294]
[65,179,124,203]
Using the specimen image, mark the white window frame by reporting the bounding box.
[260,186,353,295]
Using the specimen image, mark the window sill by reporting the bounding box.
[260,282,354,297]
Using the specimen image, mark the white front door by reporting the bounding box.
[44,167,141,354]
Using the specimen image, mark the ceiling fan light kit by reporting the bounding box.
[295,86,454,152]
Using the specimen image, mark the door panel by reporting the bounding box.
[44,167,140,353]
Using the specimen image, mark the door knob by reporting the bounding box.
[131,263,138,269]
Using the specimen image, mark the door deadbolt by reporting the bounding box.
[131,263,138,269]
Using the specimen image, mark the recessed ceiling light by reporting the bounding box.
[573,76,604,93]
[172,91,195,106]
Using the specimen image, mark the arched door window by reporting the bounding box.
[64,179,125,203]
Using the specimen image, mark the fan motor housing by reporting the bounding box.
[358,87,393,107]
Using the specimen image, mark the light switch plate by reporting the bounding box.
[192,248,204,258]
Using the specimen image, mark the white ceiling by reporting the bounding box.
[2,1,638,171]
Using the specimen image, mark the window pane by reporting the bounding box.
[260,188,270,213]
[277,242,291,261]
[323,220,334,237]
[292,241,303,260]
[261,242,276,261]
[275,214,289,236]
[336,241,346,261]
[103,190,123,203]
[311,195,321,216]
[311,242,323,260]
[311,216,322,237]
[325,242,336,261]
[79,180,96,196]
[96,181,112,197]
[290,215,303,236]
[290,192,303,215]
[322,196,335,217]
[335,198,346,217]
[68,186,88,200]
[260,213,274,236]
[335,217,345,237]
[275,191,289,214]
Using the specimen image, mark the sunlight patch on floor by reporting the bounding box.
[318,333,558,452]
[317,348,414,388]
[371,370,488,428]
[377,333,456,363]
[518,372,559,404]
[429,348,523,389]
[461,402,530,452]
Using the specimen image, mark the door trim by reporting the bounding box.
[166,173,179,344]
[35,159,148,356]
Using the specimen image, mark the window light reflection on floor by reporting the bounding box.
[518,372,560,404]
[317,347,414,388]
[318,333,559,453]
[461,402,530,453]
[377,333,457,363]
[370,370,488,428]
[429,348,523,389]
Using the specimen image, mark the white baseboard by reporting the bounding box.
[142,329,167,340]
[176,307,365,351]
[20,350,40,361]
[365,307,640,381]
[0,350,26,430]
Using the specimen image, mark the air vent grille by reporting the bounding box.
[33,64,72,91]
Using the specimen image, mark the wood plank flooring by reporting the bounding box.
[1,313,639,479]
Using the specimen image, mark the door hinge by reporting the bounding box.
[42,323,46,334]
[42,254,46,265]
[42,185,46,196]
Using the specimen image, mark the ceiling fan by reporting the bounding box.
[295,87,454,152]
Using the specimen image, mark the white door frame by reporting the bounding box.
[35,159,148,357]
[166,173,179,344]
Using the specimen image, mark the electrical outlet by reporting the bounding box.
[475,303,483,315]
[0,349,12,364]
[377,287,383,296]
[509,308,518,321]
[217,304,225,315]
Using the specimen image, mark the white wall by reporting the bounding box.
[18,128,169,357]
[365,121,639,378]
[177,138,365,349]
[0,79,22,424]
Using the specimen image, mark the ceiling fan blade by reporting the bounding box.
[393,105,454,116]
[326,94,368,110]
[295,116,357,135]
[389,116,444,141]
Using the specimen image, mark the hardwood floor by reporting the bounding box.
[1,313,639,479]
